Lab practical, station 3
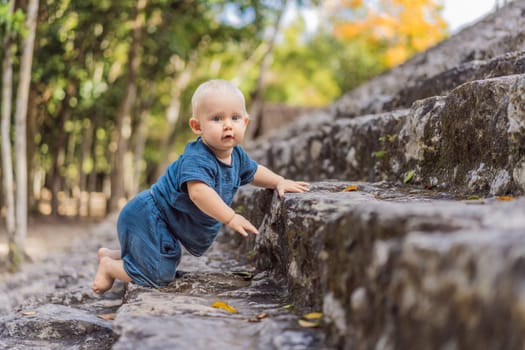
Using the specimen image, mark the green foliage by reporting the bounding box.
[268,21,341,105]
[262,9,387,106]
[0,5,26,35]
[7,0,447,205]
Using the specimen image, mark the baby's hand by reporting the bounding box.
[226,214,258,237]
[276,179,310,198]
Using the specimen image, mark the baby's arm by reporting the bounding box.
[187,180,258,237]
[251,165,309,197]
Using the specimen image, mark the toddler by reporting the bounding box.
[92,79,309,293]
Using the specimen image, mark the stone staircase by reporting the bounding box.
[235,1,525,349]
[1,2,525,349]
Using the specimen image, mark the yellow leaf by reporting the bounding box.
[20,311,37,316]
[497,196,514,201]
[211,301,238,314]
[303,312,323,320]
[298,319,320,328]
[343,185,358,192]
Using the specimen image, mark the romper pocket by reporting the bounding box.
[157,219,181,285]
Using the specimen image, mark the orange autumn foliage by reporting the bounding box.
[331,0,447,67]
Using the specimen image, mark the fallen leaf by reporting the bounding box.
[20,311,37,317]
[303,312,323,320]
[211,301,237,314]
[246,312,269,323]
[298,319,320,328]
[342,185,358,192]
[403,170,415,184]
[497,196,514,201]
[256,312,268,320]
[373,150,387,158]
[280,304,293,310]
[97,313,116,321]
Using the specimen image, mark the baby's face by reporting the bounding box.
[191,90,249,157]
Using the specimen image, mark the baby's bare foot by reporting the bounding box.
[92,258,115,294]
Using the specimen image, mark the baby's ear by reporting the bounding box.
[244,115,250,126]
[189,117,202,134]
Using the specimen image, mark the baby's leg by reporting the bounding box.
[97,247,121,261]
[92,256,131,294]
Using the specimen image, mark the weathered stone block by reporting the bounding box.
[229,183,525,349]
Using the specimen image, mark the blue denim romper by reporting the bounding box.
[117,190,181,288]
[118,138,257,288]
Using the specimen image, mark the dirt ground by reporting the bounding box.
[0,215,100,273]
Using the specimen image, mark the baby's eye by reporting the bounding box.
[232,115,242,121]
[212,116,222,122]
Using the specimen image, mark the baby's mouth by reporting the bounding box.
[222,134,234,140]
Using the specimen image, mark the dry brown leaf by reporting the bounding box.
[246,312,268,323]
[496,196,514,201]
[97,313,116,321]
[211,301,238,314]
[343,185,358,192]
[256,312,268,320]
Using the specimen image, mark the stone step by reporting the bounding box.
[0,304,115,349]
[250,73,525,196]
[385,50,525,112]
[111,246,327,350]
[228,182,525,349]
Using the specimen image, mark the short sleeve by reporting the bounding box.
[237,147,258,185]
[177,155,217,191]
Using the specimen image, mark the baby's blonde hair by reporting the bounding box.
[191,79,247,118]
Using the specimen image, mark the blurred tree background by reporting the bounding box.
[0,0,448,269]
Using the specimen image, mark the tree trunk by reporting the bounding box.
[154,55,195,179]
[27,88,39,213]
[50,104,71,217]
[11,0,39,270]
[108,0,147,213]
[76,118,94,218]
[245,0,288,142]
[87,113,100,217]
[130,108,148,196]
[1,0,16,267]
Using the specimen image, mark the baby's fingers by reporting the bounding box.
[232,215,259,236]
[295,182,310,191]
[244,221,259,235]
